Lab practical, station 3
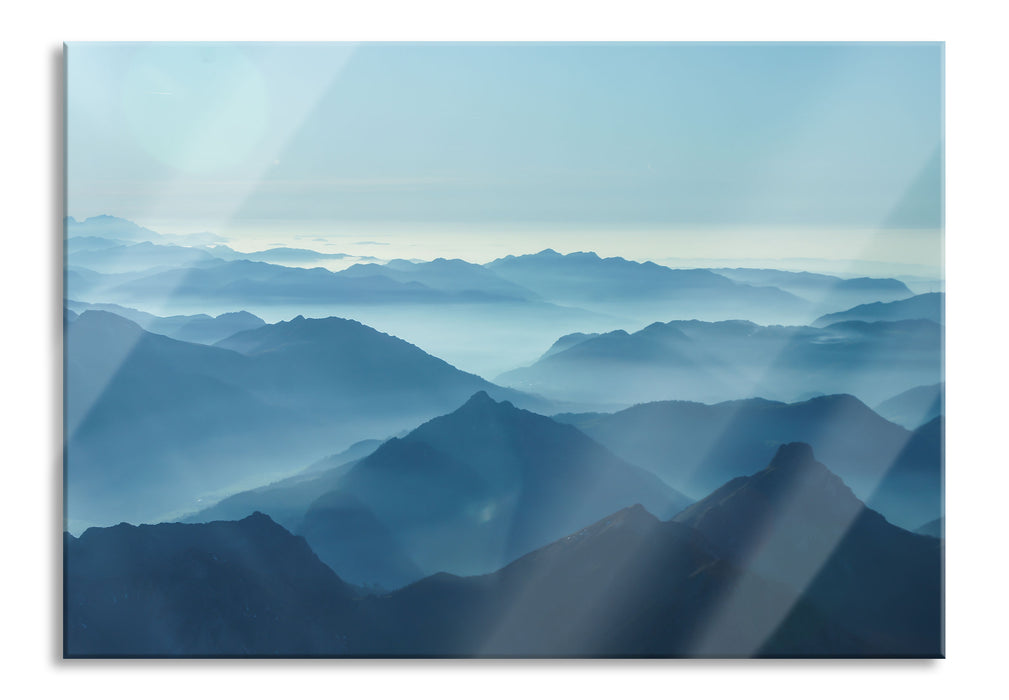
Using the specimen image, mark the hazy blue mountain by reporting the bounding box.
[64,513,357,656]
[66,264,211,303]
[65,311,304,530]
[499,318,943,407]
[199,244,375,264]
[286,392,691,588]
[65,266,107,300]
[68,502,931,656]
[354,504,864,657]
[67,215,225,245]
[87,258,547,307]
[340,258,539,301]
[180,436,390,532]
[674,443,942,656]
[65,312,547,530]
[98,259,454,305]
[298,490,426,591]
[484,250,807,323]
[863,417,943,530]
[813,292,944,327]
[556,394,940,529]
[67,462,940,656]
[213,315,546,415]
[486,249,785,302]
[875,382,944,429]
[712,267,913,307]
[243,247,351,263]
[66,235,128,253]
[66,301,266,345]
[65,510,858,657]
[181,457,360,533]
[66,215,163,241]
[916,517,944,538]
[540,332,603,359]
[69,241,223,273]
[300,438,386,475]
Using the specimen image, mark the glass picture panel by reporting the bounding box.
[63,42,944,658]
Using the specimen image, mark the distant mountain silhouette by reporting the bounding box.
[485,250,808,323]
[353,503,864,657]
[712,268,913,308]
[863,417,943,530]
[65,312,546,530]
[66,301,266,345]
[70,241,221,273]
[76,258,547,307]
[674,443,942,656]
[64,513,357,656]
[340,258,539,301]
[554,393,939,528]
[916,517,944,538]
[180,457,359,533]
[65,509,851,657]
[500,318,943,407]
[311,392,690,584]
[223,246,351,264]
[92,259,468,305]
[66,235,128,253]
[68,492,938,656]
[487,250,790,302]
[67,215,224,246]
[188,392,690,589]
[213,315,544,415]
[300,438,386,475]
[875,382,944,429]
[813,292,943,327]
[540,331,603,358]
[66,215,163,241]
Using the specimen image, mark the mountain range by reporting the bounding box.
[66,444,941,657]
[62,216,943,658]
[69,240,925,329]
[67,215,225,246]
[188,391,691,589]
[813,292,944,327]
[672,443,941,656]
[555,394,941,530]
[65,300,266,345]
[712,267,914,308]
[499,318,943,407]
[485,249,814,324]
[875,382,945,429]
[65,310,547,530]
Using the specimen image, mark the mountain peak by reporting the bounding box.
[767,442,817,471]
[466,389,493,403]
[458,390,513,412]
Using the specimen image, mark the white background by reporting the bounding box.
[1,1,1006,697]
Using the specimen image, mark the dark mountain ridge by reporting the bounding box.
[555,393,940,529]
[674,443,942,656]
[65,311,547,530]
[68,446,941,657]
[64,513,356,656]
[187,391,691,589]
[484,250,808,323]
[813,292,943,327]
[65,300,266,345]
[875,382,944,429]
[500,317,943,407]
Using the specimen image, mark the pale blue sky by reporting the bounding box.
[66,42,942,267]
